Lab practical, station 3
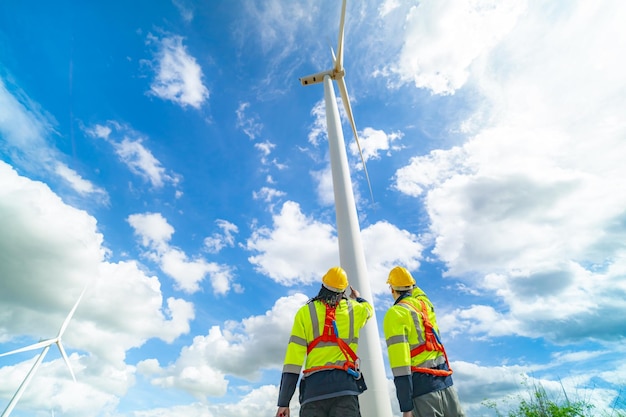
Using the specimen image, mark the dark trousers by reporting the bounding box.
[299,395,361,417]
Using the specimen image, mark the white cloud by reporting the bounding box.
[115,138,169,188]
[131,385,285,417]
[86,122,181,189]
[0,78,109,203]
[382,0,528,95]
[378,0,401,18]
[204,219,239,254]
[246,201,426,296]
[348,127,403,164]
[144,294,308,399]
[392,0,626,345]
[147,33,209,109]
[252,186,286,204]
[0,78,55,165]
[54,162,108,200]
[307,100,327,147]
[128,212,175,250]
[0,162,194,416]
[236,102,263,140]
[172,0,194,22]
[246,201,339,285]
[361,221,423,295]
[311,166,334,206]
[128,212,236,295]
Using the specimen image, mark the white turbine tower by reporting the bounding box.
[299,1,393,416]
[0,286,86,417]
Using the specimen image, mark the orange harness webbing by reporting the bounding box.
[303,304,360,378]
[398,298,453,377]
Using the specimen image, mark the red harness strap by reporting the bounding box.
[398,299,453,377]
[303,303,360,377]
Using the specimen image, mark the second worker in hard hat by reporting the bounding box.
[383,266,465,417]
[275,266,373,417]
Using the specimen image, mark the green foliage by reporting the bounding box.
[480,379,626,417]
[513,383,589,417]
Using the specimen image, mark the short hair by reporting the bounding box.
[394,288,412,297]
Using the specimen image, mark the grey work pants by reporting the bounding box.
[412,386,465,417]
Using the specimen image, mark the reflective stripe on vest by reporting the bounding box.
[397,299,453,377]
[302,301,360,378]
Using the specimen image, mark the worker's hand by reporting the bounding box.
[402,411,413,417]
[276,406,290,417]
[349,286,360,299]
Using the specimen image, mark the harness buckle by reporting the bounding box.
[347,358,361,379]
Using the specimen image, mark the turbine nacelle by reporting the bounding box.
[299,68,345,86]
[298,0,373,202]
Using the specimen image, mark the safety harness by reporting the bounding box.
[398,298,453,377]
[302,302,361,379]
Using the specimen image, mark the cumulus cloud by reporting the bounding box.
[131,384,286,417]
[381,0,528,95]
[146,33,209,109]
[246,201,339,285]
[203,219,239,254]
[246,201,425,296]
[392,0,626,345]
[348,127,403,164]
[311,166,334,206]
[141,294,308,399]
[128,212,236,295]
[0,162,194,416]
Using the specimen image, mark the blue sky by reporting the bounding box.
[1,0,625,416]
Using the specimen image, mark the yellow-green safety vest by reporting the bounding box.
[383,287,452,377]
[282,298,373,376]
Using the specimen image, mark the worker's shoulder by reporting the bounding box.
[385,302,407,315]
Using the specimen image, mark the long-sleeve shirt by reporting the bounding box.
[277,296,373,407]
[383,290,453,412]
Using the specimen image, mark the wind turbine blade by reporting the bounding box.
[0,339,56,357]
[1,346,51,417]
[335,0,347,71]
[56,342,76,382]
[337,77,374,204]
[57,285,87,338]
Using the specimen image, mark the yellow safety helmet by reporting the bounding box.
[322,266,349,293]
[387,266,416,291]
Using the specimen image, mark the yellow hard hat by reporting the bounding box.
[387,266,416,290]
[322,266,349,292]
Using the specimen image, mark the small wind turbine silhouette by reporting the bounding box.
[0,286,86,417]
[299,1,393,416]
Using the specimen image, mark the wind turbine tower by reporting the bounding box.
[299,1,393,416]
[0,287,86,417]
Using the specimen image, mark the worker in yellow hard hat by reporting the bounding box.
[276,266,373,417]
[383,266,465,417]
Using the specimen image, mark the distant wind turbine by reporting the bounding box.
[299,1,393,416]
[0,286,86,417]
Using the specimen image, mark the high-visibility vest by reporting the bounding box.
[384,294,452,378]
[281,298,372,377]
[397,298,453,377]
[303,303,360,378]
